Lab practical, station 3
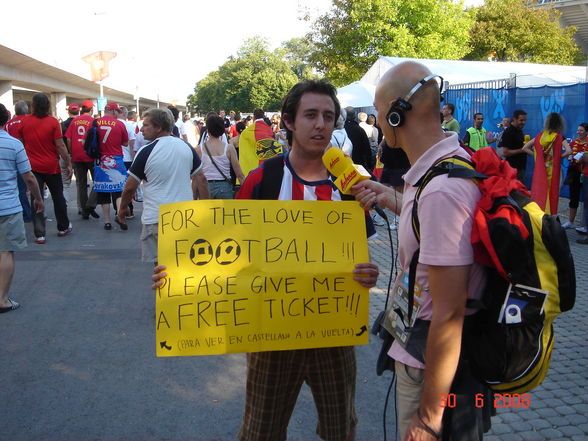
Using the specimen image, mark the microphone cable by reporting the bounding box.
[374,188,400,441]
[383,371,396,441]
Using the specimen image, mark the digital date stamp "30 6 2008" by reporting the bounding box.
[439,393,532,408]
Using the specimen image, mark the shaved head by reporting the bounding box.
[375,61,440,119]
[374,61,445,161]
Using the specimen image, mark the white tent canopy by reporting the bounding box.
[337,56,587,107]
[360,56,587,88]
[336,81,376,108]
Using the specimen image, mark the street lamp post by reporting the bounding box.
[82,51,117,115]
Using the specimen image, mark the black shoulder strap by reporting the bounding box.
[258,154,285,200]
[411,155,484,241]
[203,142,231,183]
[406,155,485,323]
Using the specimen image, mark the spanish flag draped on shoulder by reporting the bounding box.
[238,119,282,179]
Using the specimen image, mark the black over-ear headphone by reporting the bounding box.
[386,74,444,128]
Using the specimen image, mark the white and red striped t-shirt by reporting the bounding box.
[237,154,342,201]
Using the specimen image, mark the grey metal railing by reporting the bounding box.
[447,78,511,90]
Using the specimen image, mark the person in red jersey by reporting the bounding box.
[16,93,72,244]
[59,103,80,188]
[93,102,129,230]
[65,100,99,220]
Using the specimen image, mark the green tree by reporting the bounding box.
[465,0,582,64]
[190,37,299,114]
[188,70,223,114]
[307,0,473,86]
[281,37,319,80]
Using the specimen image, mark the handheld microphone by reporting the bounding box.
[322,147,388,221]
[322,147,371,193]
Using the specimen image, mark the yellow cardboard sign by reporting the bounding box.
[156,199,369,356]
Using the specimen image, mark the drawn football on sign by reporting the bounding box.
[215,238,241,265]
[190,239,213,265]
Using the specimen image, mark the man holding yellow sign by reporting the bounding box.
[153,80,378,441]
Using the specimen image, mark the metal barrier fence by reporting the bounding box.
[447,78,511,90]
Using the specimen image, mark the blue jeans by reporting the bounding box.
[17,174,32,222]
[208,180,234,199]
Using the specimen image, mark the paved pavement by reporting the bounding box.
[2,187,587,441]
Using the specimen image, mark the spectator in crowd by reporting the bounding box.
[0,103,44,313]
[184,114,198,147]
[5,101,32,222]
[229,121,246,151]
[522,112,571,215]
[238,108,281,177]
[64,100,99,220]
[117,106,137,219]
[93,102,128,231]
[574,123,588,240]
[220,109,231,137]
[377,139,411,230]
[196,119,204,132]
[166,105,183,139]
[270,113,281,134]
[60,103,80,188]
[275,120,289,152]
[464,113,495,151]
[367,113,383,145]
[563,123,588,230]
[117,108,208,263]
[358,112,379,164]
[198,112,228,148]
[330,108,353,157]
[499,109,528,183]
[229,113,242,139]
[495,116,511,147]
[344,107,372,171]
[17,93,72,244]
[441,103,460,134]
[200,115,244,199]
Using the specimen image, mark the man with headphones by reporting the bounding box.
[352,61,488,440]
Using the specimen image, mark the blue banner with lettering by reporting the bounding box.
[445,83,588,197]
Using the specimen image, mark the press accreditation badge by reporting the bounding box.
[383,272,422,347]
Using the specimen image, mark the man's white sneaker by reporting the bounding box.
[575,226,587,234]
[561,221,573,229]
[57,222,73,237]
